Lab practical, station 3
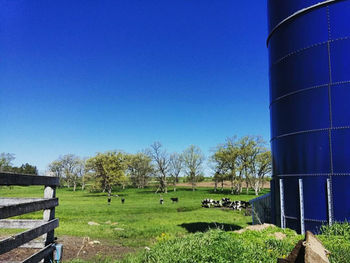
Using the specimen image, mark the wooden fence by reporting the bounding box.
[0,172,60,263]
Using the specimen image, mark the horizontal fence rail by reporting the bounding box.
[0,172,59,186]
[0,219,59,255]
[0,198,58,220]
[0,172,60,263]
[22,244,55,263]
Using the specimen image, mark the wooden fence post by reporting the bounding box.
[43,185,56,263]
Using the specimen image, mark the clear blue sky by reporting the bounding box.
[0,0,269,173]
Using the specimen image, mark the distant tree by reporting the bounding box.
[127,153,153,188]
[147,142,170,193]
[76,158,87,191]
[249,149,271,195]
[48,160,64,186]
[213,138,240,194]
[12,163,38,175]
[0,153,38,175]
[169,153,183,192]
[230,135,271,195]
[86,151,127,195]
[60,154,80,190]
[182,145,204,191]
[0,153,15,172]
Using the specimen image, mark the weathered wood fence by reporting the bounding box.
[0,172,60,263]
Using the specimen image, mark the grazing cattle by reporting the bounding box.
[201,198,250,210]
[170,197,179,203]
[121,198,125,204]
[108,197,111,205]
[160,198,164,205]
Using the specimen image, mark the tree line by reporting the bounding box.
[211,136,271,195]
[1,135,272,196]
[0,153,38,175]
[46,142,205,194]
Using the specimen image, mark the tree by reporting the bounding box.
[236,136,269,195]
[127,153,153,188]
[0,153,38,175]
[76,159,87,190]
[169,153,183,192]
[211,136,271,195]
[211,149,227,192]
[250,150,271,195]
[147,142,170,193]
[182,145,204,191]
[86,151,127,195]
[48,160,64,186]
[12,163,38,175]
[212,138,239,194]
[0,153,15,172]
[60,154,80,190]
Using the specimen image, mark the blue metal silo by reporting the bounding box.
[268,0,350,233]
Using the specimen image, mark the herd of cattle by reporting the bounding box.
[201,198,250,210]
[110,196,250,211]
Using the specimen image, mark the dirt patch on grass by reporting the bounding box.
[59,235,137,261]
[0,247,39,262]
[234,223,275,233]
[0,235,137,262]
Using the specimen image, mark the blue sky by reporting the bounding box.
[0,1,269,173]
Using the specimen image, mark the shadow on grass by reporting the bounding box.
[82,193,128,197]
[136,187,200,195]
[179,222,242,233]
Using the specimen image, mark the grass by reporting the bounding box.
[121,227,301,263]
[0,185,265,247]
[2,186,350,262]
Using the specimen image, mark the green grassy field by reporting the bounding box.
[2,186,350,262]
[0,186,266,248]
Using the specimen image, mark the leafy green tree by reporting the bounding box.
[211,150,227,192]
[212,138,240,194]
[250,150,271,195]
[182,145,204,191]
[127,153,153,188]
[236,136,269,195]
[12,163,38,175]
[212,135,271,195]
[86,151,127,195]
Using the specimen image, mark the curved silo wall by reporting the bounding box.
[268,0,350,233]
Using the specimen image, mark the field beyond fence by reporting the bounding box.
[0,185,266,261]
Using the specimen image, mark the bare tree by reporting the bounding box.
[148,142,170,193]
[59,154,80,190]
[48,160,64,186]
[0,153,15,172]
[182,145,204,191]
[169,153,183,192]
[76,158,87,190]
